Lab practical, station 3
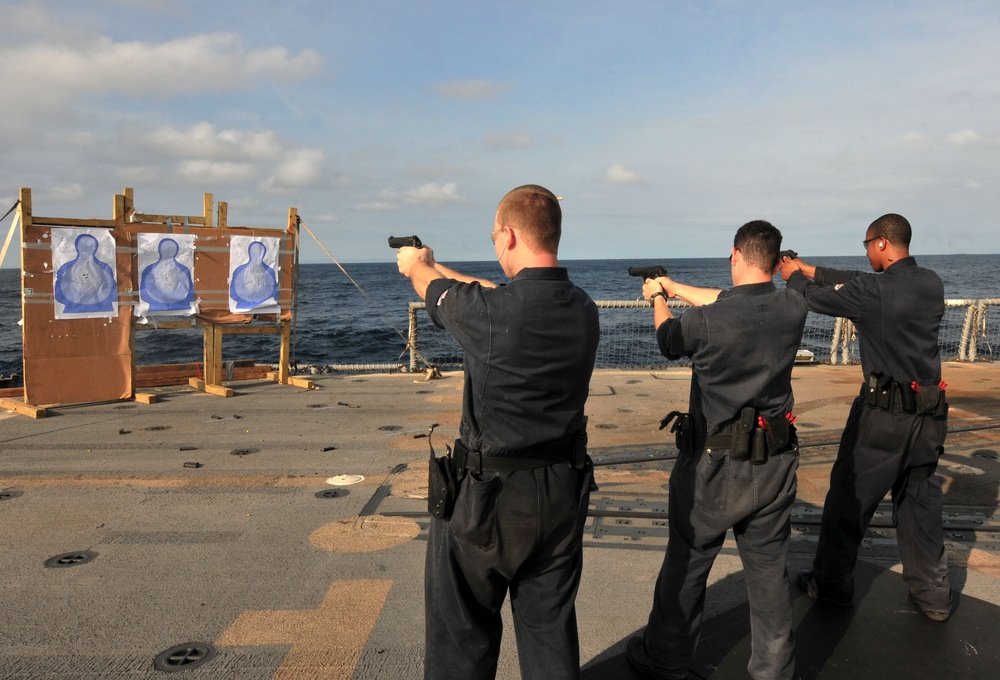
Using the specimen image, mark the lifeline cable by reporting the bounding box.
[297,216,435,371]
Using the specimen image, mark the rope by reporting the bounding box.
[0,200,19,223]
[0,201,21,268]
[296,217,434,370]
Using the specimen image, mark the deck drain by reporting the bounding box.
[306,403,329,409]
[230,448,258,456]
[626,379,642,384]
[153,642,217,672]
[0,489,23,501]
[316,489,349,499]
[144,425,171,431]
[595,424,618,430]
[378,425,403,432]
[974,451,999,461]
[114,404,137,410]
[44,551,98,568]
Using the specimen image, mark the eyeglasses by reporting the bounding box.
[491,225,506,244]
[862,235,883,249]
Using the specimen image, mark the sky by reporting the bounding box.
[1,0,998,267]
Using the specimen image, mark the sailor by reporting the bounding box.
[628,220,807,680]
[396,185,599,680]
[780,213,953,621]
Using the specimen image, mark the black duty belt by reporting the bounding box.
[660,407,796,464]
[453,435,587,474]
[862,373,947,417]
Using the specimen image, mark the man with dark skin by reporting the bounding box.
[397,185,599,680]
[779,213,952,621]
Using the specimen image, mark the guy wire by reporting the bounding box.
[297,217,435,371]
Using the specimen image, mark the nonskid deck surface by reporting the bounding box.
[2,364,998,678]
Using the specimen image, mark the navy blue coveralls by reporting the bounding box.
[422,267,599,680]
[636,282,807,680]
[787,258,952,613]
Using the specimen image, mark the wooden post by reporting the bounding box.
[2,189,46,417]
[203,193,213,228]
[190,323,233,396]
[123,187,134,219]
[211,324,224,385]
[277,319,290,385]
[218,201,228,228]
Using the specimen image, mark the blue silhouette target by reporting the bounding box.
[137,234,196,316]
[51,229,119,318]
[228,236,280,313]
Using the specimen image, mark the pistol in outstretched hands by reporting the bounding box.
[628,265,668,279]
[388,235,424,249]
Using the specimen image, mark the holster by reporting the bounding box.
[730,406,756,461]
[660,411,692,455]
[428,441,464,520]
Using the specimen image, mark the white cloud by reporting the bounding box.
[177,160,256,183]
[122,121,326,190]
[404,182,464,206]
[945,129,984,147]
[965,179,982,189]
[144,122,285,161]
[0,32,321,108]
[605,163,645,185]
[261,149,327,191]
[431,79,515,100]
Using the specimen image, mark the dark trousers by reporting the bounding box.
[640,446,799,680]
[424,462,591,680]
[811,396,951,611]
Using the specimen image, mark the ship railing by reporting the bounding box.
[402,298,999,372]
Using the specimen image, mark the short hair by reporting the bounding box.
[868,213,912,246]
[496,184,561,253]
[734,220,782,272]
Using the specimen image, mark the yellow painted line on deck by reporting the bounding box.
[217,579,393,679]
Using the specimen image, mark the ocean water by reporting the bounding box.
[2,254,999,377]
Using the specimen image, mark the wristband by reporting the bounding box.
[649,292,665,303]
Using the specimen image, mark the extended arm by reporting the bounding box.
[433,262,497,288]
[656,275,721,307]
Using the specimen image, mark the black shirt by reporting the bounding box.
[657,282,807,434]
[426,267,600,457]
[786,257,943,384]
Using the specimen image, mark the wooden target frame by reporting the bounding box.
[1,187,311,418]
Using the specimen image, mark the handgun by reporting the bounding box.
[779,249,798,260]
[388,235,423,248]
[628,265,668,279]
